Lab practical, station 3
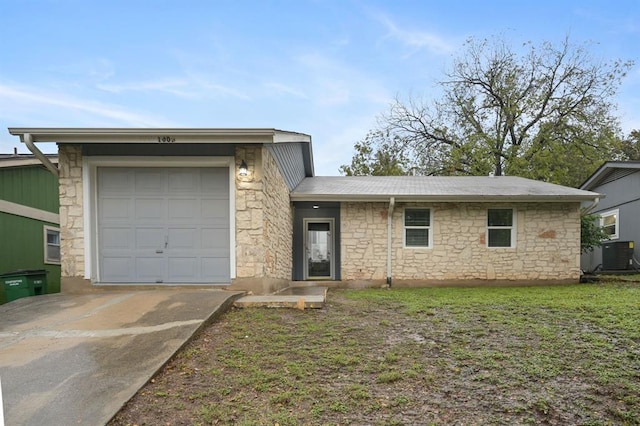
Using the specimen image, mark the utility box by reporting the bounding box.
[0,269,47,303]
[602,241,634,271]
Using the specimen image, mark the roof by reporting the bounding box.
[0,154,59,168]
[580,161,640,191]
[291,176,601,202]
[7,127,314,178]
[7,127,311,144]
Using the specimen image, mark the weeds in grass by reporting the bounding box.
[111,283,640,426]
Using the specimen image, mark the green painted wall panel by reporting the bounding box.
[0,165,59,212]
[0,165,60,304]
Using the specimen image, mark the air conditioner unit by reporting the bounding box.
[602,241,634,271]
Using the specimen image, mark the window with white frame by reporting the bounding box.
[600,209,619,239]
[404,209,431,248]
[44,226,61,264]
[487,208,515,248]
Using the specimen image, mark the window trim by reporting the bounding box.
[44,225,61,265]
[403,208,432,248]
[600,209,619,240]
[486,208,516,248]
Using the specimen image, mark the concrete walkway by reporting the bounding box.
[0,289,240,426]
[233,285,327,308]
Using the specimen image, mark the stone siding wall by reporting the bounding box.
[260,147,294,279]
[58,145,85,279]
[234,146,292,282]
[341,202,581,282]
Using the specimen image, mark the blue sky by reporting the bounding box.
[1,1,639,175]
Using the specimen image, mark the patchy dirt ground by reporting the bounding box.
[110,285,640,425]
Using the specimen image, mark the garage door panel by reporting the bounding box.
[135,228,165,249]
[135,170,165,193]
[202,258,230,282]
[202,199,230,221]
[98,167,230,284]
[135,257,165,282]
[202,228,229,249]
[167,257,198,281]
[168,170,199,192]
[168,198,199,220]
[102,227,133,249]
[135,198,165,221]
[101,198,132,220]
[168,228,198,249]
[102,257,134,281]
[100,169,133,194]
[201,169,229,194]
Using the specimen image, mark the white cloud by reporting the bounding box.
[373,11,455,56]
[264,82,309,99]
[0,84,169,127]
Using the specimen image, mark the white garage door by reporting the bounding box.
[97,167,230,283]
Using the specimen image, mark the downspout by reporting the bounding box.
[387,197,395,286]
[23,133,58,177]
[581,197,600,215]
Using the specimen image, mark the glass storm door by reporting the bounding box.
[304,219,334,280]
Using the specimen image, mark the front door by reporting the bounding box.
[304,219,334,280]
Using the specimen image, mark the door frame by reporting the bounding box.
[303,218,335,280]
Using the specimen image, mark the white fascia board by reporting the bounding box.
[8,128,285,144]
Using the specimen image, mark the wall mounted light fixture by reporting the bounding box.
[239,160,248,176]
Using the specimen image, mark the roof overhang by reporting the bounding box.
[290,194,599,203]
[7,127,312,144]
[580,161,640,190]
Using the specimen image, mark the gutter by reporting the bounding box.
[23,133,58,177]
[387,197,395,286]
[581,197,600,215]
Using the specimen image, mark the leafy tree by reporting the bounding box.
[617,130,640,161]
[580,214,609,254]
[342,35,633,187]
[339,130,409,176]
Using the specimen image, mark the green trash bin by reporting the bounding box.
[0,269,47,303]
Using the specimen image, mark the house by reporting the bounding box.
[580,161,640,272]
[7,128,600,294]
[0,153,61,303]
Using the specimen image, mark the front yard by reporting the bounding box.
[110,283,640,425]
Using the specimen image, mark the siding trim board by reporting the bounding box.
[0,200,60,224]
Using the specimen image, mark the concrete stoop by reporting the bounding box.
[233,285,327,309]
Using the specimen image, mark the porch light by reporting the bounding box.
[239,160,248,176]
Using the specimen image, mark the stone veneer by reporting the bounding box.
[340,201,581,285]
[58,145,84,281]
[233,146,293,293]
[58,144,293,294]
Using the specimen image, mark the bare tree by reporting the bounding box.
[358,35,634,185]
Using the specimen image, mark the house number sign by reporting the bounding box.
[157,136,176,143]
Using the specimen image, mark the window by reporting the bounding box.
[600,209,619,240]
[404,209,431,248]
[44,226,61,264]
[487,208,515,248]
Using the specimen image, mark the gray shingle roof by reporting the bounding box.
[291,176,600,202]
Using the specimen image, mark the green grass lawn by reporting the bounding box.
[111,282,640,426]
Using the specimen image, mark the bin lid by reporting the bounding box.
[0,269,49,278]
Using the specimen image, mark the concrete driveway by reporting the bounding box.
[0,289,241,426]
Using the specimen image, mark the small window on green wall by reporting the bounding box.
[44,226,61,264]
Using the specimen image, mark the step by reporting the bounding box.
[233,286,327,309]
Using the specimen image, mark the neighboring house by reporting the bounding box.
[7,128,600,294]
[0,154,61,303]
[580,161,640,272]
